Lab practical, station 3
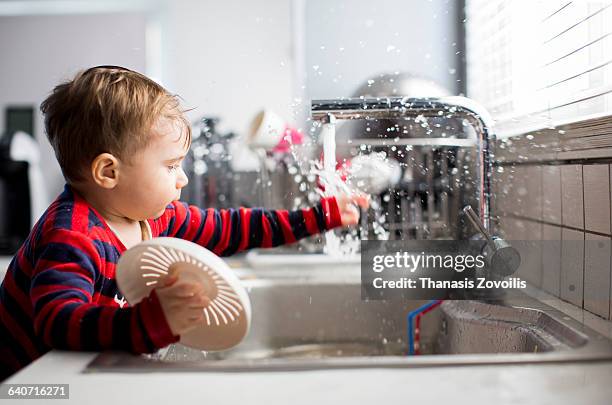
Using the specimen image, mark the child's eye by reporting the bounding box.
[167,164,180,172]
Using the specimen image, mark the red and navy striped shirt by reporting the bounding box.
[0,184,342,380]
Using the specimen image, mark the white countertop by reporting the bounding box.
[5,350,612,404]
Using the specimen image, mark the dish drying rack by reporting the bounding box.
[310,96,491,241]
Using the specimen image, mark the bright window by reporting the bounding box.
[466,1,612,136]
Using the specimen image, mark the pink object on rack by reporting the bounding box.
[272,125,304,153]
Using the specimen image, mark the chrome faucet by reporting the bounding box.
[310,96,495,232]
[311,96,521,282]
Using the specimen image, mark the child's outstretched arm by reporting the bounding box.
[150,194,369,257]
[29,228,179,352]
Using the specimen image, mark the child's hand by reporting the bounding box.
[155,273,210,336]
[335,192,370,226]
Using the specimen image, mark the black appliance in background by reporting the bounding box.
[182,117,237,209]
[0,130,32,254]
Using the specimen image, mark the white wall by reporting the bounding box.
[0,12,148,200]
[160,0,295,133]
[304,0,461,99]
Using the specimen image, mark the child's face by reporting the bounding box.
[115,116,190,220]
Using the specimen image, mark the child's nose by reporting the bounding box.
[177,167,189,189]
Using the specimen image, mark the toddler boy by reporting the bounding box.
[0,66,368,380]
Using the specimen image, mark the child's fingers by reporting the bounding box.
[351,193,370,208]
[338,192,370,209]
[187,305,206,319]
[339,203,356,225]
[166,282,203,298]
[188,294,210,309]
[342,210,360,226]
[161,274,179,288]
[180,284,204,298]
[187,312,205,323]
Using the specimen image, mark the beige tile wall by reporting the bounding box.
[496,163,612,320]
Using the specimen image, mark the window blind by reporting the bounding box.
[466,0,612,137]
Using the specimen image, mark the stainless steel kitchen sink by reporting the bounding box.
[86,277,612,372]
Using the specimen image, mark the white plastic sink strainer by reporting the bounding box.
[116,237,251,351]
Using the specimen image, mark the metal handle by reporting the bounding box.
[463,205,521,278]
[463,205,495,248]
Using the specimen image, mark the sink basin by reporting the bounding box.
[244,250,360,279]
[87,277,612,372]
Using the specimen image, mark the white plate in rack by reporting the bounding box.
[116,237,251,351]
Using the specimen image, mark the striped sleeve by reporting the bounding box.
[156,196,342,256]
[30,228,179,352]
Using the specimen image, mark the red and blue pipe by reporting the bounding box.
[407,300,443,355]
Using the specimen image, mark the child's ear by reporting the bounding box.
[91,153,120,189]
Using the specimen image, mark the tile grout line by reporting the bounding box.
[559,165,564,299]
[609,164,612,320]
[581,164,586,310]
[539,166,544,287]
[500,213,612,237]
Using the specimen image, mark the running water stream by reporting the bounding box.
[319,118,343,254]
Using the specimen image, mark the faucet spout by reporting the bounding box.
[311,96,495,232]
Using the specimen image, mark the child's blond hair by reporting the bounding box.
[41,65,191,183]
